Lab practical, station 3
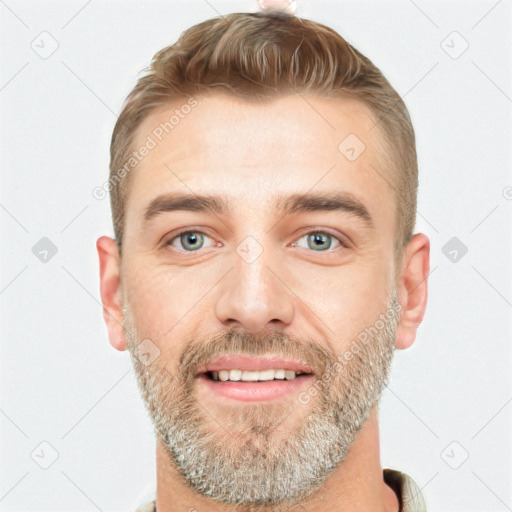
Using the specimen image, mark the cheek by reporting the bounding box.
[125,265,181,339]
[125,263,216,357]
[303,258,391,340]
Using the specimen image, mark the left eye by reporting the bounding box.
[166,230,345,254]
[291,232,343,252]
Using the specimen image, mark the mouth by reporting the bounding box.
[196,354,315,402]
[204,368,311,381]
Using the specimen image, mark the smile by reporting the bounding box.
[208,368,308,381]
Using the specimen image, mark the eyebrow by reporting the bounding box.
[143,192,374,227]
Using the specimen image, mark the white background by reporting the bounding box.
[1,1,511,511]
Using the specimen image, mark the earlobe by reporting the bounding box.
[395,233,430,350]
[96,236,127,351]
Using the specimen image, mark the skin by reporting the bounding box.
[97,92,430,512]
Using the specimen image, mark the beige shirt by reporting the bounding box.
[134,468,427,511]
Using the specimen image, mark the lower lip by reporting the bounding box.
[197,373,314,402]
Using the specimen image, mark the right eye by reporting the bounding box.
[165,230,217,252]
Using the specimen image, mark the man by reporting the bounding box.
[97,9,430,512]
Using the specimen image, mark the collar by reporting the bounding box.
[135,468,427,511]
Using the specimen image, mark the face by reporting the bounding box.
[120,93,401,508]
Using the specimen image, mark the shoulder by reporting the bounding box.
[134,499,156,512]
[384,468,427,512]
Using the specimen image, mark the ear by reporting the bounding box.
[96,235,127,351]
[395,233,430,350]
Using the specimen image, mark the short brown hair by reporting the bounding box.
[109,11,417,263]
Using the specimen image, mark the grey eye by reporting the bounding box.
[167,231,215,252]
[293,232,341,251]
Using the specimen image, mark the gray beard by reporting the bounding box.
[124,291,400,511]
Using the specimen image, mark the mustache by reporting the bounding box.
[178,326,335,382]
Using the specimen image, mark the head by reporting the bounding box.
[109,12,418,264]
[97,11,429,510]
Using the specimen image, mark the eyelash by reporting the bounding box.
[164,228,348,254]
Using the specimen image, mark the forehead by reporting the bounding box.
[124,93,395,235]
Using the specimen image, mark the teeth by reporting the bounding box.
[210,369,303,382]
[274,369,285,379]
[228,369,241,381]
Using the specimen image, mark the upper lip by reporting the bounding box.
[197,355,315,376]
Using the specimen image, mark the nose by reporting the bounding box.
[214,240,295,333]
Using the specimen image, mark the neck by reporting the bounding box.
[155,404,399,512]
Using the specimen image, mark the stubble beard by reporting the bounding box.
[124,291,400,511]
